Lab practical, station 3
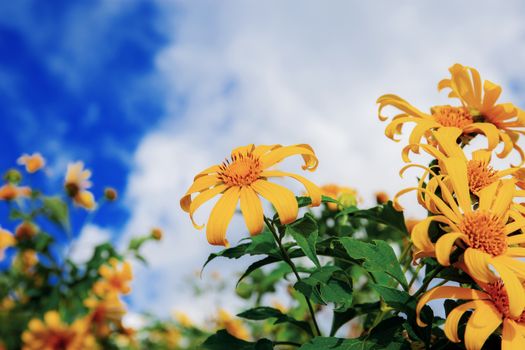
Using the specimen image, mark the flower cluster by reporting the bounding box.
[380,63,525,348]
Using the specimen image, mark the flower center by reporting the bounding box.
[218,153,262,187]
[466,160,497,193]
[459,210,507,256]
[431,106,473,128]
[486,280,525,322]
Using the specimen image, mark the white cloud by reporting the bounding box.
[69,224,112,264]
[122,0,525,317]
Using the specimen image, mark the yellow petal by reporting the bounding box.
[239,186,264,236]
[435,232,468,266]
[432,127,466,159]
[261,144,318,171]
[464,301,502,350]
[251,180,298,225]
[44,311,62,328]
[463,249,495,284]
[502,319,525,350]
[444,300,478,343]
[188,184,227,229]
[478,181,499,211]
[377,94,431,121]
[441,157,471,213]
[491,180,515,217]
[416,286,489,327]
[180,175,220,211]
[491,258,525,318]
[261,170,321,206]
[464,123,499,150]
[206,187,241,246]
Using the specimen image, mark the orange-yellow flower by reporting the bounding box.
[173,311,192,327]
[377,64,517,159]
[417,281,525,350]
[93,258,133,297]
[0,183,31,201]
[0,228,15,260]
[181,144,321,246]
[21,311,93,350]
[65,162,95,210]
[17,153,45,173]
[84,294,126,337]
[400,169,525,317]
[438,63,525,159]
[320,184,359,210]
[216,309,250,340]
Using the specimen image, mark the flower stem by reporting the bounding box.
[264,217,322,337]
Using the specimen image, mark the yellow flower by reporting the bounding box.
[173,311,192,327]
[216,309,250,340]
[0,228,15,260]
[402,169,525,317]
[84,294,126,337]
[320,184,359,210]
[21,311,93,350]
[181,144,321,246]
[65,161,95,210]
[14,250,38,274]
[17,153,45,173]
[439,63,525,159]
[0,183,31,201]
[378,65,509,159]
[15,221,39,240]
[417,280,525,350]
[93,258,133,297]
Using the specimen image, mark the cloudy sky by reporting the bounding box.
[2,0,525,321]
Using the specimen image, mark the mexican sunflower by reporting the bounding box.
[400,167,525,317]
[180,144,321,246]
[439,63,525,160]
[93,258,133,297]
[17,153,45,173]
[320,184,359,210]
[64,162,95,210]
[403,127,516,195]
[416,280,525,350]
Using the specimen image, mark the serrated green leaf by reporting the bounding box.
[287,213,321,268]
[237,306,313,335]
[294,266,353,311]
[338,238,407,289]
[202,330,273,350]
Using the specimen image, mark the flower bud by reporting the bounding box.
[104,187,118,201]
[3,169,22,184]
[151,228,163,241]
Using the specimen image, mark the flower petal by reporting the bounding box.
[261,144,318,171]
[464,300,502,350]
[251,180,298,224]
[463,249,494,284]
[206,187,241,246]
[188,184,227,229]
[435,232,468,266]
[491,258,525,318]
[239,186,264,236]
[502,319,525,350]
[444,300,479,343]
[261,170,321,206]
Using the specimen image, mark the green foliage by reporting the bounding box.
[203,330,273,350]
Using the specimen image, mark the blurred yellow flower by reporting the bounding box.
[216,309,250,340]
[320,184,359,210]
[65,162,95,210]
[93,258,133,297]
[15,221,38,240]
[0,228,15,260]
[17,153,45,173]
[417,280,525,349]
[0,183,31,201]
[439,63,525,159]
[181,144,321,246]
[84,294,126,337]
[21,311,93,350]
[173,311,192,327]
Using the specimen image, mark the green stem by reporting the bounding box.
[413,266,444,297]
[264,217,322,337]
[407,264,423,291]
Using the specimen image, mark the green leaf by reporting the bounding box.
[337,202,407,238]
[287,213,321,268]
[202,330,273,350]
[330,302,379,336]
[338,238,407,289]
[42,196,70,231]
[203,230,279,271]
[294,266,353,311]
[237,306,313,335]
[299,337,374,350]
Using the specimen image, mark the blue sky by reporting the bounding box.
[3,0,525,322]
[0,0,168,233]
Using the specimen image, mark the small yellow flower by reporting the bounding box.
[320,184,359,210]
[181,144,321,246]
[216,309,250,340]
[0,228,15,260]
[65,162,95,210]
[93,258,133,297]
[0,183,31,201]
[417,280,525,349]
[21,311,91,350]
[173,311,192,327]
[14,250,38,274]
[17,153,45,173]
[84,294,126,337]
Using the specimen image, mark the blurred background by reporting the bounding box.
[1,0,525,324]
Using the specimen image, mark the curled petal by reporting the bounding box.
[464,301,502,350]
[261,170,321,206]
[261,144,318,171]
